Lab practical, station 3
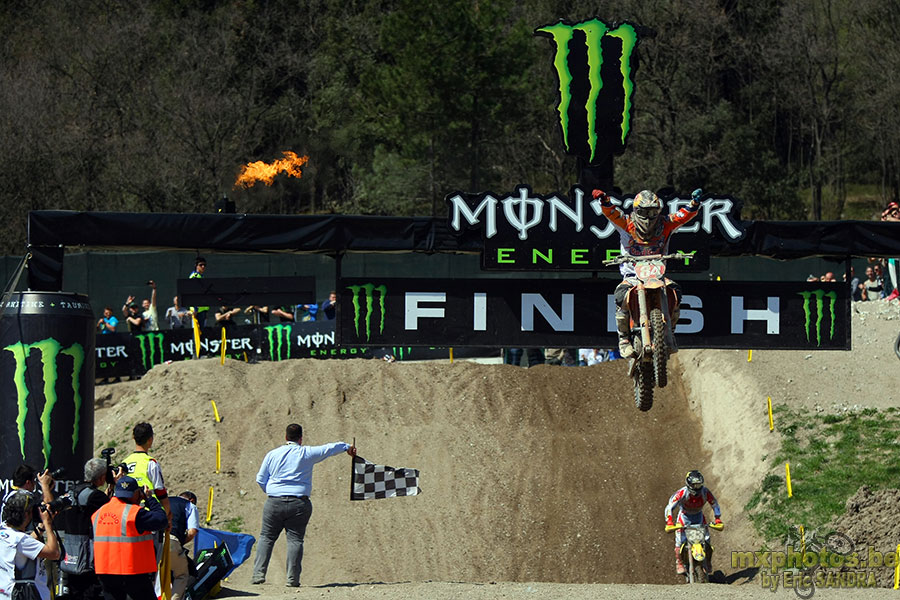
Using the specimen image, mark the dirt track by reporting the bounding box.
[91,299,900,599]
[96,359,710,587]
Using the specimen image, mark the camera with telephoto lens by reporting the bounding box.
[100,447,128,485]
[47,492,76,513]
[49,466,65,479]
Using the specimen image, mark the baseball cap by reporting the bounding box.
[114,476,140,499]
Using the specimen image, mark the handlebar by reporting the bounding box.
[665,522,724,532]
[602,253,693,267]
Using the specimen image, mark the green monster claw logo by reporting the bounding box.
[535,19,638,162]
[265,324,292,361]
[347,284,387,342]
[797,290,837,346]
[4,338,85,466]
[134,332,165,370]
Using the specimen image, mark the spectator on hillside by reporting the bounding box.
[862,266,884,301]
[122,299,145,332]
[844,267,863,302]
[820,271,836,282]
[301,291,337,321]
[245,306,293,323]
[873,262,894,298]
[215,306,241,330]
[165,296,191,329]
[578,348,608,366]
[140,281,159,331]
[97,307,118,334]
[189,257,208,326]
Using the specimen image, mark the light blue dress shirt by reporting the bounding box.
[256,441,350,497]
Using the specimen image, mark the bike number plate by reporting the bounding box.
[635,262,664,280]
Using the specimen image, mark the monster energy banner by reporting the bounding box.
[535,18,640,163]
[447,189,744,272]
[338,278,850,350]
[94,322,496,379]
[1,292,95,495]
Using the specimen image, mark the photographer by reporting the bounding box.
[91,478,166,600]
[168,492,199,600]
[1,467,57,533]
[1,491,60,600]
[56,459,114,600]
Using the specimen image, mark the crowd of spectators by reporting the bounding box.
[1,423,199,600]
[805,201,899,302]
[95,257,338,334]
[504,347,621,367]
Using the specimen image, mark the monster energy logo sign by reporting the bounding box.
[135,333,164,370]
[3,338,84,466]
[798,290,837,346]
[535,18,638,162]
[347,284,387,342]
[265,324,292,361]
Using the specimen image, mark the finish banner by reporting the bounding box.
[95,322,495,379]
[338,278,850,350]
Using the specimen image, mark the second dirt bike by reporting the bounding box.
[666,522,724,584]
[603,253,691,411]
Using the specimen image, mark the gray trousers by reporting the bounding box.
[252,496,312,586]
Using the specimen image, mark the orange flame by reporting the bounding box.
[234,151,309,188]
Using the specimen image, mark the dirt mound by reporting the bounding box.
[830,486,900,588]
[95,358,710,587]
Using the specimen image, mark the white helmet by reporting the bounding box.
[631,190,663,240]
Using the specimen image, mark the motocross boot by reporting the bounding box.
[675,547,686,575]
[615,308,636,359]
[669,304,681,354]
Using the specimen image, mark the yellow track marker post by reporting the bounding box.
[449,348,454,363]
[206,486,214,523]
[220,327,226,365]
[785,462,793,497]
[215,440,221,473]
[210,400,221,423]
[767,396,774,432]
[192,315,201,358]
[799,525,805,556]
[748,349,752,362]
[894,544,900,589]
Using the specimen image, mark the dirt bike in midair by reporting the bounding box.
[603,253,691,411]
[665,522,724,584]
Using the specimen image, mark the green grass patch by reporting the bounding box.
[224,516,244,533]
[746,405,900,543]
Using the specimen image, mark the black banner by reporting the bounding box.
[1,292,95,495]
[94,321,497,379]
[338,278,850,350]
[177,276,316,307]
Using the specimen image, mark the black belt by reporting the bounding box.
[269,495,308,500]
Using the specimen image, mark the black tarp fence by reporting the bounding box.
[26,210,900,291]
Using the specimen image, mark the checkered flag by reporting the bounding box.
[350,455,421,501]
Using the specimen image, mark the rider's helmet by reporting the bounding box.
[685,470,704,496]
[631,190,664,241]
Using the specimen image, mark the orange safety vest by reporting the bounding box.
[91,498,157,575]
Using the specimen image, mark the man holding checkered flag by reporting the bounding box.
[350,455,422,501]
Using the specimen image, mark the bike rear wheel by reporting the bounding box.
[650,308,668,388]
[894,331,900,361]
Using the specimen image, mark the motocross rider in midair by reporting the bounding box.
[591,188,703,359]
[665,470,723,575]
